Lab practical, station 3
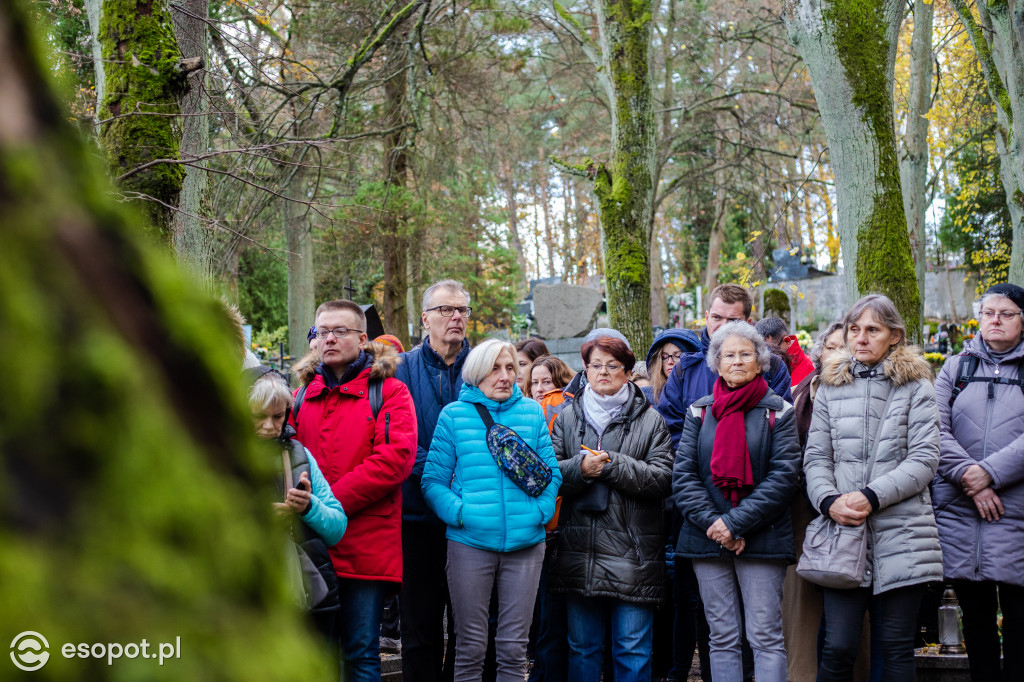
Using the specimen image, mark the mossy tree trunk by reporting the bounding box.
[0,5,326,676]
[899,0,933,322]
[950,0,1024,285]
[784,0,921,339]
[98,0,187,241]
[562,0,655,352]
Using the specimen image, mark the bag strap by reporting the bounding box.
[281,450,294,491]
[949,354,980,407]
[865,386,898,482]
[293,383,309,427]
[369,376,384,421]
[472,402,496,430]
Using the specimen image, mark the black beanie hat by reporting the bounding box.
[983,283,1024,311]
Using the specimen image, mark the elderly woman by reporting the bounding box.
[673,321,800,682]
[804,294,942,681]
[421,338,561,682]
[933,282,1024,682]
[550,332,673,681]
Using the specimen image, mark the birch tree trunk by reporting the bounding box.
[950,0,1024,284]
[171,0,212,287]
[284,160,315,359]
[784,0,921,337]
[381,37,411,348]
[899,0,933,319]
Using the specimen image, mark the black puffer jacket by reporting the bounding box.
[550,382,674,604]
[673,389,801,561]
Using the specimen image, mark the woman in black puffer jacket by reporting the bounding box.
[550,333,674,682]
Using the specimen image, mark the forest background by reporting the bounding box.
[43,0,1022,356]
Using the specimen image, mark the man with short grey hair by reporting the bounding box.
[395,279,472,682]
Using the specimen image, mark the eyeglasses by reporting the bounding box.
[587,362,624,373]
[316,327,364,339]
[661,352,682,364]
[980,310,1022,321]
[721,352,756,363]
[425,305,472,318]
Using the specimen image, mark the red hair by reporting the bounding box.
[581,336,635,370]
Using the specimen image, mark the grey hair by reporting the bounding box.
[631,361,649,380]
[707,321,772,375]
[462,338,517,387]
[248,372,293,412]
[842,294,906,346]
[973,292,1024,318]
[755,316,788,343]
[422,279,471,311]
[811,321,845,370]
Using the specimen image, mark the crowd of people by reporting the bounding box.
[244,278,1024,682]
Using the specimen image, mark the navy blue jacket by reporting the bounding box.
[394,336,471,524]
[657,329,792,450]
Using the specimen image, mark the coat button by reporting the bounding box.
[359,391,364,396]
[343,387,348,391]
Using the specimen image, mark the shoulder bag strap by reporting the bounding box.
[865,385,899,482]
[471,402,496,430]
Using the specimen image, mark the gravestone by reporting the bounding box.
[534,283,603,339]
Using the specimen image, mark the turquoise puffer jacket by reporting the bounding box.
[422,384,562,553]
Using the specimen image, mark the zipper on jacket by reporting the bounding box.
[384,413,391,445]
[627,526,646,566]
[974,379,997,576]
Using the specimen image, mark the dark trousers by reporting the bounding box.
[953,579,1024,682]
[528,537,568,682]
[818,584,924,682]
[336,578,388,682]
[401,522,455,682]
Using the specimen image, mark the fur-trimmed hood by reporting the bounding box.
[820,344,933,388]
[294,341,401,386]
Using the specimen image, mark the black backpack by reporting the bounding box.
[948,353,1024,406]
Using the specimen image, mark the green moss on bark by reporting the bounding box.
[98,0,186,240]
[823,0,921,337]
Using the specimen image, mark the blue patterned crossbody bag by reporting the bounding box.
[471,403,553,497]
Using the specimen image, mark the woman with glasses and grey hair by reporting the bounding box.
[673,321,801,682]
[933,283,1024,682]
[550,332,674,682]
[804,293,942,681]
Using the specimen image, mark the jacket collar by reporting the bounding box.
[692,387,784,410]
[964,335,1024,364]
[459,383,523,410]
[422,336,470,369]
[573,380,648,425]
[820,345,933,388]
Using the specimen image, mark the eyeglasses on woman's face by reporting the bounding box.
[721,351,756,364]
[587,362,624,374]
[980,309,1022,321]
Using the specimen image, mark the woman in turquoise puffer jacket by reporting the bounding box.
[422,338,561,682]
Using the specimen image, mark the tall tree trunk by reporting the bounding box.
[171,0,213,287]
[285,161,315,359]
[649,224,668,327]
[539,145,556,276]
[950,0,1024,284]
[500,158,530,296]
[97,0,187,241]
[83,0,105,107]
[899,0,933,321]
[588,0,656,353]
[0,5,327,670]
[704,137,730,291]
[379,37,411,348]
[784,0,921,338]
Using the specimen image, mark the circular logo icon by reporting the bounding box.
[10,632,50,672]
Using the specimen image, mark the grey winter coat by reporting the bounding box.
[550,382,674,605]
[804,345,943,594]
[673,389,801,561]
[933,337,1024,587]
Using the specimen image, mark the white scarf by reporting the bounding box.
[582,382,631,435]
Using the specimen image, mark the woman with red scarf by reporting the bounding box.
[673,321,801,682]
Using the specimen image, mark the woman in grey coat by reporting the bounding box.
[550,333,674,682]
[804,294,943,682]
[933,282,1024,682]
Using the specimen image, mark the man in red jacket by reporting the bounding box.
[291,299,417,682]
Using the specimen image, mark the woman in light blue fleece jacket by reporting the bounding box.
[422,339,561,682]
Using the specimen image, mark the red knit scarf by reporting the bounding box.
[710,374,768,506]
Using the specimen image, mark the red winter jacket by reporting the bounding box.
[784,335,816,387]
[290,342,417,586]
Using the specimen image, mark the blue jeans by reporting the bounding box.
[692,557,787,682]
[566,593,655,682]
[336,578,388,682]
